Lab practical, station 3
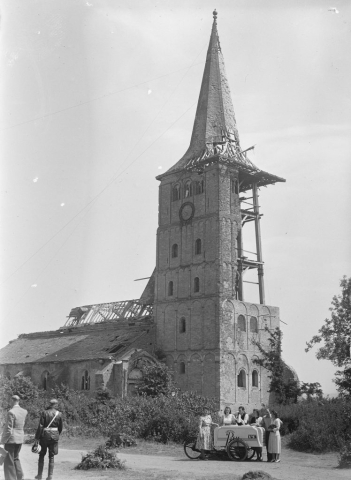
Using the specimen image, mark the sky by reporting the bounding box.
[0,0,350,396]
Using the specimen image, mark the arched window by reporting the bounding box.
[42,371,49,391]
[172,184,181,201]
[237,369,246,388]
[250,316,258,333]
[179,362,186,374]
[194,277,200,293]
[252,370,259,387]
[81,370,90,391]
[184,181,193,198]
[171,244,178,258]
[194,180,204,195]
[195,238,202,255]
[168,281,174,296]
[179,317,186,333]
[238,315,246,332]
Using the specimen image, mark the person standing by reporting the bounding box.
[0,394,28,480]
[261,405,273,462]
[195,407,218,460]
[268,410,282,462]
[34,399,63,480]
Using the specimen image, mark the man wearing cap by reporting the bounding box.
[0,394,28,480]
[34,399,63,480]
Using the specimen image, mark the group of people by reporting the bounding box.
[0,394,63,480]
[196,404,282,462]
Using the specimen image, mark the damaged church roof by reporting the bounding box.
[0,318,154,365]
[65,298,153,327]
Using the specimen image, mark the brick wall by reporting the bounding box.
[155,162,281,410]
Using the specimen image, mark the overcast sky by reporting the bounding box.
[0,0,350,396]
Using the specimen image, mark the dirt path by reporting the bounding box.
[0,444,349,480]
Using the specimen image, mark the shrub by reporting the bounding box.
[135,363,175,397]
[75,444,126,470]
[242,472,273,480]
[338,438,351,469]
[106,433,137,448]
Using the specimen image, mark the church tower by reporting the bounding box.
[153,11,285,409]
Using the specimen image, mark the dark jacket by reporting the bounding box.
[35,407,63,441]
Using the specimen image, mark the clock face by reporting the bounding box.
[179,202,195,222]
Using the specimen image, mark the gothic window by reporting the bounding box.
[179,317,186,333]
[171,244,178,258]
[81,370,90,390]
[42,371,49,391]
[195,238,202,255]
[179,362,186,374]
[172,184,181,201]
[168,281,174,296]
[237,369,246,388]
[194,180,204,195]
[238,315,246,332]
[250,316,258,333]
[194,277,200,293]
[184,181,193,198]
[252,370,259,387]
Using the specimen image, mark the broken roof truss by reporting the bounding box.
[64,299,153,327]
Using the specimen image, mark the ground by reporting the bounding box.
[0,438,349,480]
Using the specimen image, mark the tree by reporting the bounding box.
[253,327,293,404]
[299,382,323,400]
[306,276,351,395]
[135,363,176,397]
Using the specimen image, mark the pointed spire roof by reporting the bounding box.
[165,10,255,174]
[161,11,285,191]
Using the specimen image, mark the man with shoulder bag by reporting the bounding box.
[34,399,63,480]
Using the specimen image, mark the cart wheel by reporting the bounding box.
[227,439,248,461]
[246,448,256,461]
[184,437,201,460]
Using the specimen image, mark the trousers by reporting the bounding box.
[3,444,23,480]
[39,438,58,460]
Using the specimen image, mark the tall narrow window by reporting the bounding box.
[194,180,204,195]
[238,315,246,332]
[231,179,239,194]
[184,181,193,198]
[252,370,259,387]
[179,362,186,374]
[172,184,180,201]
[179,317,186,333]
[81,370,90,390]
[168,281,174,296]
[195,238,202,255]
[237,370,246,388]
[42,371,49,391]
[250,316,258,333]
[171,244,178,258]
[194,277,200,293]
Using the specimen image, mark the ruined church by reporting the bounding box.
[0,12,296,410]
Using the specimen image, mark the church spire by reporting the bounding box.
[166,10,248,174]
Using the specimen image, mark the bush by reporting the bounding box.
[242,472,273,480]
[272,397,351,453]
[75,444,125,470]
[338,438,351,469]
[106,433,137,448]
